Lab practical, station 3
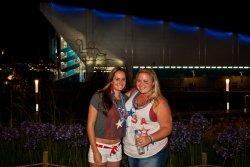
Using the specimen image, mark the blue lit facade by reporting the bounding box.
[40,2,250,82]
[57,36,85,82]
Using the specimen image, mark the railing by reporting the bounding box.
[15,151,68,167]
[188,152,222,167]
[189,165,222,167]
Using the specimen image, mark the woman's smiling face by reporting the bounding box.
[136,72,154,94]
[112,71,126,91]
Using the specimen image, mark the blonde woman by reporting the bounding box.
[123,68,172,167]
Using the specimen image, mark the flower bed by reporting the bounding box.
[0,113,249,167]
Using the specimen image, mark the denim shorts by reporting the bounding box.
[88,142,122,163]
[127,147,169,167]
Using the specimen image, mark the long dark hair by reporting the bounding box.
[98,67,126,115]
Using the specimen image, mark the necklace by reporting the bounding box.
[132,92,150,109]
[112,93,127,124]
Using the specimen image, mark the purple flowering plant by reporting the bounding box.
[1,113,249,167]
[168,113,250,167]
[0,122,89,167]
[169,113,212,166]
[213,124,250,166]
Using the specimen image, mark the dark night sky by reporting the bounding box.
[1,1,249,64]
[0,2,51,64]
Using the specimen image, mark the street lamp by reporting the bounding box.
[1,50,4,64]
[225,78,230,112]
[226,79,230,92]
[35,79,39,121]
[7,73,14,128]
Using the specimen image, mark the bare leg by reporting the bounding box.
[89,162,107,167]
[107,161,120,167]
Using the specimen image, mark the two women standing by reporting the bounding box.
[87,68,172,167]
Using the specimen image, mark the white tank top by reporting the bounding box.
[123,91,168,158]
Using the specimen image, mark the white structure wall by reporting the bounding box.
[40,3,250,79]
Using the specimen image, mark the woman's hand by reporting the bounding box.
[136,135,151,147]
[93,150,102,165]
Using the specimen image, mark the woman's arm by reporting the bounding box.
[151,97,172,141]
[87,104,102,164]
[138,97,172,147]
[125,88,137,97]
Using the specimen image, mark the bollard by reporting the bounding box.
[201,152,207,165]
[43,151,48,167]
